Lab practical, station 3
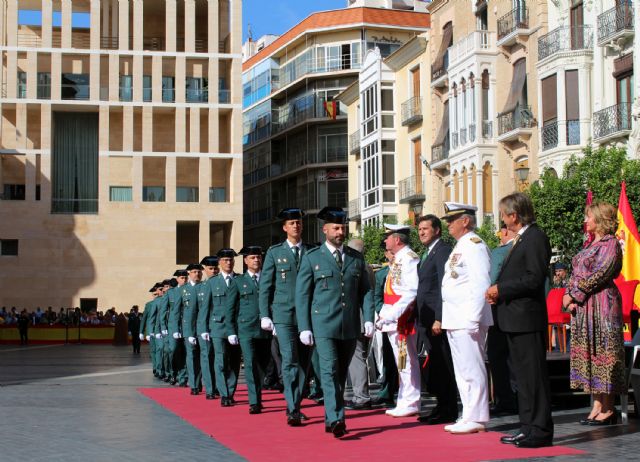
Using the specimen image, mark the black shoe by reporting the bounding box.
[330,420,347,438]
[515,436,553,448]
[371,398,395,409]
[169,378,177,385]
[500,432,527,445]
[287,412,302,427]
[178,383,188,388]
[325,425,332,433]
[249,404,262,414]
[206,394,216,400]
[163,376,171,383]
[190,388,199,396]
[345,400,372,410]
[307,392,323,401]
[589,412,618,426]
[221,397,233,407]
[580,416,596,425]
[417,413,457,425]
[299,412,309,421]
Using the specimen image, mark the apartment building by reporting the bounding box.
[0,0,243,311]
[242,1,430,247]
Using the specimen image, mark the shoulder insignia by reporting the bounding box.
[470,237,483,244]
[407,250,419,259]
[306,246,320,254]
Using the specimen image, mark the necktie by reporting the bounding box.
[225,275,232,287]
[420,251,428,268]
[334,250,342,269]
[293,246,300,268]
[507,234,521,256]
[252,274,258,287]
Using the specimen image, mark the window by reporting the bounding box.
[109,186,132,202]
[176,186,199,202]
[176,222,199,265]
[162,76,175,102]
[0,240,19,256]
[38,72,51,99]
[2,184,25,200]
[361,84,378,136]
[119,75,133,102]
[362,142,379,208]
[209,187,226,202]
[143,75,152,102]
[17,72,27,98]
[143,186,165,202]
[186,77,208,103]
[61,73,90,100]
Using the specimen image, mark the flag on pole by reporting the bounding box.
[616,181,640,308]
[324,100,337,120]
[583,190,594,248]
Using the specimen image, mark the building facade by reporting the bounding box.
[242,2,430,247]
[0,0,243,311]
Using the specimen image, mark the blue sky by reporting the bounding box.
[242,0,347,42]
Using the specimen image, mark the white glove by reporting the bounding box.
[228,335,239,345]
[172,332,179,339]
[375,317,393,330]
[161,329,168,336]
[128,331,131,335]
[188,336,197,345]
[364,322,374,338]
[145,335,150,341]
[260,317,274,331]
[273,326,277,337]
[299,330,314,346]
[155,333,161,339]
[139,334,145,341]
[176,332,182,339]
[201,332,211,341]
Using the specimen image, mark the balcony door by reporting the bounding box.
[570,0,584,49]
[617,72,634,130]
[412,138,422,195]
[411,66,420,98]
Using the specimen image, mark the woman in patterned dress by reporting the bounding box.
[563,202,624,426]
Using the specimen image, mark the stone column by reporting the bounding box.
[111,0,119,38]
[185,0,196,53]
[630,0,640,158]
[6,0,17,47]
[175,108,186,153]
[208,0,219,54]
[491,168,499,224]
[475,167,484,220]
[133,55,143,101]
[190,107,200,153]
[102,0,110,38]
[109,54,120,100]
[42,0,53,47]
[90,0,101,49]
[578,65,592,146]
[152,56,162,103]
[50,53,62,100]
[123,106,134,152]
[166,156,177,202]
[118,0,130,50]
[133,0,143,51]
[175,57,186,103]
[16,103,27,150]
[166,0,177,52]
[230,0,242,54]
[61,0,72,48]
[199,156,211,205]
[98,106,111,203]
[230,59,242,153]
[26,51,37,99]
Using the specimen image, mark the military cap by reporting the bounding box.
[149,283,160,293]
[383,223,411,237]
[317,206,348,224]
[441,202,478,221]
[217,248,238,258]
[186,263,204,271]
[200,256,219,267]
[173,270,188,277]
[161,279,172,286]
[554,262,568,270]
[168,278,178,288]
[239,246,263,256]
[277,208,305,221]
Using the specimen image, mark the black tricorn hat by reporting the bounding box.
[317,206,348,224]
[239,246,263,256]
[161,279,172,286]
[149,283,160,293]
[217,248,238,258]
[277,208,305,221]
[186,263,204,271]
[200,256,219,267]
[173,270,188,277]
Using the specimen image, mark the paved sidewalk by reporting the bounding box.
[1,344,638,461]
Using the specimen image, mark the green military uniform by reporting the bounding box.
[140,299,155,374]
[259,241,314,416]
[181,280,202,392]
[144,297,160,375]
[168,284,188,386]
[155,293,171,380]
[229,271,272,408]
[296,242,374,429]
[196,280,217,396]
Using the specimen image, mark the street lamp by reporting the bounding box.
[412,201,424,224]
[515,166,530,191]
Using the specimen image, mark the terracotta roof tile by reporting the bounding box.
[243,7,430,70]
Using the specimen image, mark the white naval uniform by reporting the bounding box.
[441,231,493,424]
[379,245,421,413]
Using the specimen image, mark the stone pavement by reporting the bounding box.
[1,344,638,461]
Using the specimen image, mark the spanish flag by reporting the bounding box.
[616,181,640,308]
[324,100,337,120]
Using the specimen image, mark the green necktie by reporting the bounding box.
[293,246,300,268]
[420,250,428,268]
[334,250,342,269]
[252,274,258,287]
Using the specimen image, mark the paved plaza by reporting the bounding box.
[0,344,639,461]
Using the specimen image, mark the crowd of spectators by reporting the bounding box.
[0,306,120,327]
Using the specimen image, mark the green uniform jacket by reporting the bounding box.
[228,273,272,340]
[490,243,512,285]
[140,300,152,335]
[198,274,236,338]
[259,242,313,326]
[167,285,185,335]
[374,266,389,314]
[180,282,199,338]
[155,293,170,334]
[144,299,159,334]
[295,245,374,339]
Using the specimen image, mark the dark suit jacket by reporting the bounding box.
[416,239,452,329]
[495,224,551,333]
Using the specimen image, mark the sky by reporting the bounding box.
[242,0,347,42]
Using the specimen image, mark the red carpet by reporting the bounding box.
[139,387,584,462]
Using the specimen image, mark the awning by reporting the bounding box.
[433,22,453,73]
[613,52,633,78]
[433,100,450,145]
[501,58,527,114]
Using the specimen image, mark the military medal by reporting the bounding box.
[451,270,459,279]
[449,253,460,279]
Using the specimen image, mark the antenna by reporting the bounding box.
[247,23,253,42]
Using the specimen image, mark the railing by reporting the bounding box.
[219,90,231,103]
[460,127,468,145]
[541,120,558,151]
[451,131,459,149]
[432,137,450,163]
[401,96,423,126]
[61,84,90,100]
[593,102,632,140]
[497,7,529,40]
[271,96,345,135]
[209,187,227,202]
[162,88,175,103]
[327,192,348,209]
[431,51,448,82]
[538,25,593,60]
[269,146,348,176]
[273,54,363,92]
[186,89,209,103]
[448,30,496,68]
[567,119,580,145]
[1,83,6,97]
[119,87,133,102]
[482,120,493,139]
[37,84,51,99]
[399,175,426,203]
[348,198,361,220]
[497,105,534,136]
[51,199,98,214]
[469,123,477,142]
[597,2,634,44]
[349,130,361,154]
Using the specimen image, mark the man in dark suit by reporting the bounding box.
[415,214,458,425]
[128,305,141,354]
[486,192,553,448]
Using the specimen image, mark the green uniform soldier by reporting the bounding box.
[296,207,375,438]
[168,270,188,386]
[195,256,220,399]
[181,264,204,395]
[140,283,161,376]
[200,249,241,406]
[259,208,315,427]
[147,283,164,377]
[155,279,174,382]
[228,246,273,414]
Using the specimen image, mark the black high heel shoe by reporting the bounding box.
[579,416,596,425]
[588,411,618,426]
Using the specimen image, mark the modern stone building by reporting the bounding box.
[0,0,243,311]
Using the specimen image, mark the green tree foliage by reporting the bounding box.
[529,145,640,262]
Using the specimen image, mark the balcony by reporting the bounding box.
[348,198,361,221]
[186,88,209,103]
[541,120,558,151]
[431,138,450,166]
[468,123,477,143]
[51,199,98,214]
[399,175,426,204]
[497,105,535,142]
[497,7,531,47]
[460,127,468,146]
[593,103,632,142]
[567,119,581,145]
[349,130,360,155]
[269,146,348,178]
[448,30,497,70]
[482,120,493,140]
[219,90,231,104]
[538,25,593,61]
[271,96,345,136]
[401,96,423,126]
[451,131,459,149]
[431,52,449,89]
[61,84,90,100]
[598,3,634,46]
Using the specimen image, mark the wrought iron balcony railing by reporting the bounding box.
[497,7,529,40]
[538,25,593,61]
[401,96,423,126]
[431,52,449,82]
[497,105,534,136]
[348,198,361,220]
[349,130,361,154]
[541,120,558,151]
[567,119,581,145]
[432,137,450,164]
[399,175,426,204]
[593,103,632,140]
[597,2,634,44]
[460,127,468,146]
[451,131,459,149]
[469,123,476,142]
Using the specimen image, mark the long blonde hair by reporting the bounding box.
[585,201,618,236]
